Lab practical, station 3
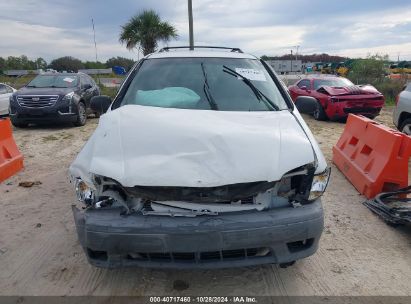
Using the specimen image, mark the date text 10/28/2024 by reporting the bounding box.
[149,297,258,303]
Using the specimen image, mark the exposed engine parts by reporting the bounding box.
[73,163,321,217]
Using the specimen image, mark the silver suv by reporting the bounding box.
[393,82,411,134]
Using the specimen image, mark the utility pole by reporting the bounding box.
[91,18,100,85]
[91,18,98,62]
[188,0,194,50]
[290,50,293,73]
[295,45,300,60]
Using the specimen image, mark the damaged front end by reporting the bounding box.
[72,164,330,217]
[68,104,329,268]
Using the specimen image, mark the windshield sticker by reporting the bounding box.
[235,68,267,81]
[63,77,75,83]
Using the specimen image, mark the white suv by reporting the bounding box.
[393,82,411,134]
[69,46,329,269]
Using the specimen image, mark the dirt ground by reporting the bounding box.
[0,107,410,296]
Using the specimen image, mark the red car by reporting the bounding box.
[288,75,385,120]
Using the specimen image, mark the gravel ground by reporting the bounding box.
[0,107,410,296]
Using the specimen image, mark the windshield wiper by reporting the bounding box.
[201,62,218,110]
[26,85,37,88]
[222,65,279,111]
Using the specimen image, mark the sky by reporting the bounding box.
[1,0,411,62]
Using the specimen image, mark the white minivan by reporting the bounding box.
[70,46,330,269]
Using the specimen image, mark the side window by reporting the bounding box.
[297,79,310,89]
[88,76,96,87]
[406,83,411,92]
[0,84,7,94]
[80,75,90,88]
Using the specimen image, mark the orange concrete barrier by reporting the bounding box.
[0,118,23,183]
[333,114,411,199]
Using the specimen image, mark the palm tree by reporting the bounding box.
[119,10,178,56]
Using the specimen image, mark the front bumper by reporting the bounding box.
[72,199,324,269]
[327,100,384,120]
[9,99,78,123]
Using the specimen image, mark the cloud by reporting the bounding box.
[299,6,411,59]
[1,0,411,62]
[0,19,136,61]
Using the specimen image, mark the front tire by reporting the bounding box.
[313,100,327,121]
[74,102,87,127]
[400,118,411,135]
[11,119,28,128]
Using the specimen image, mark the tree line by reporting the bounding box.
[0,55,136,73]
[0,9,178,74]
[261,53,348,63]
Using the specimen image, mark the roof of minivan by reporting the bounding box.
[147,50,258,60]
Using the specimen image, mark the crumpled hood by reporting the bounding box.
[318,85,381,96]
[69,105,315,188]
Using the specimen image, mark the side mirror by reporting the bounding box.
[83,84,92,90]
[295,96,318,114]
[90,95,112,114]
[300,86,307,90]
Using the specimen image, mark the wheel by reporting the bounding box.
[313,100,327,121]
[11,119,28,128]
[400,118,411,135]
[74,102,87,126]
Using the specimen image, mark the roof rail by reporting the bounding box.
[158,46,243,53]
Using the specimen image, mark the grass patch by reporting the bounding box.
[42,135,59,142]
[0,75,36,89]
[61,133,74,140]
[42,132,74,143]
[385,96,396,106]
[373,79,404,106]
[99,85,118,98]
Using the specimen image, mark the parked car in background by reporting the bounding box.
[70,46,330,269]
[393,82,411,134]
[9,73,100,127]
[0,83,16,116]
[288,75,385,121]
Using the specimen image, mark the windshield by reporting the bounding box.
[27,75,79,88]
[119,58,288,111]
[313,78,354,90]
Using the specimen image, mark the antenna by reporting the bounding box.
[91,18,98,62]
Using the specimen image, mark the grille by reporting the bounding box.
[335,96,384,103]
[17,95,59,108]
[126,247,271,263]
[217,196,255,205]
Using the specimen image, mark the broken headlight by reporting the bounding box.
[308,167,331,201]
[75,179,93,205]
[62,92,75,101]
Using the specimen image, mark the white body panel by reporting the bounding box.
[0,84,15,115]
[393,83,411,129]
[70,104,326,188]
